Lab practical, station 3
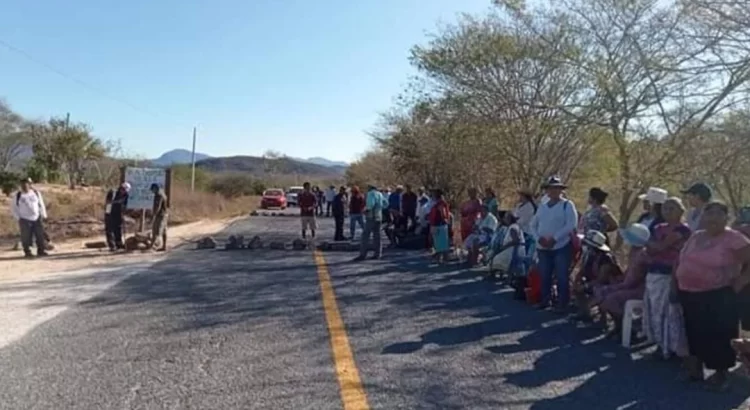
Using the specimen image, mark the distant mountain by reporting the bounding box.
[195,155,344,178]
[299,157,348,168]
[151,149,212,166]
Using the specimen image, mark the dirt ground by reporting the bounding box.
[0,217,240,284]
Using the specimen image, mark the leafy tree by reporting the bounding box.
[29,117,108,188]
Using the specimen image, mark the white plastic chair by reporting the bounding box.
[622,299,644,348]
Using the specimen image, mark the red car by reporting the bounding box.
[260,188,287,209]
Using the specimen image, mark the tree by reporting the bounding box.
[0,100,30,171]
[29,117,108,188]
[496,0,750,228]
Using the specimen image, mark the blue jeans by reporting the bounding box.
[537,243,573,307]
[350,214,364,238]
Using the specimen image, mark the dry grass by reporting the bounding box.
[0,183,258,246]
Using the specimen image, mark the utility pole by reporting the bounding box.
[64,112,70,129]
[190,127,197,192]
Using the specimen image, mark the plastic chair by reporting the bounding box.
[622,299,644,348]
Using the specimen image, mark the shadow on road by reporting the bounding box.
[360,249,750,410]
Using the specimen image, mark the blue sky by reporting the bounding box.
[0,0,491,162]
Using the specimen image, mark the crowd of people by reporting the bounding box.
[294,177,750,392]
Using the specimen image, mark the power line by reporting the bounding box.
[0,37,164,119]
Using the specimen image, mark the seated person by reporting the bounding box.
[572,230,622,322]
[464,205,499,265]
[487,211,525,278]
[591,223,650,338]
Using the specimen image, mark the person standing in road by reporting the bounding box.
[332,186,347,241]
[530,176,579,312]
[354,184,387,261]
[681,182,712,232]
[105,182,131,251]
[348,186,365,239]
[401,184,418,232]
[298,182,318,239]
[149,183,169,252]
[11,177,49,258]
[325,185,336,217]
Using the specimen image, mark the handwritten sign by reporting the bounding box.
[124,167,166,210]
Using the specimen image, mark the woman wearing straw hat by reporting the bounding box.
[642,196,690,361]
[637,187,667,235]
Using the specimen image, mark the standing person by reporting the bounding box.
[460,188,483,260]
[312,186,324,216]
[681,182,712,231]
[325,185,337,217]
[354,185,387,261]
[637,187,668,234]
[105,182,131,251]
[401,184,418,232]
[675,202,750,389]
[530,176,579,312]
[429,189,452,264]
[514,188,537,236]
[483,188,499,217]
[11,177,49,258]
[579,187,618,239]
[149,183,169,252]
[332,186,347,241]
[642,197,691,361]
[348,186,365,239]
[389,185,403,228]
[298,182,317,239]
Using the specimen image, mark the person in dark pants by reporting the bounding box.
[11,177,49,258]
[105,182,131,251]
[400,184,418,232]
[332,186,347,241]
[354,185,385,261]
[149,183,169,252]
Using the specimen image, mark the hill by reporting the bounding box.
[151,149,212,166]
[194,155,344,178]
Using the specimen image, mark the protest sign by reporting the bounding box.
[123,167,167,210]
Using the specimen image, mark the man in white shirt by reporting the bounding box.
[324,185,337,217]
[11,177,49,258]
[530,176,578,312]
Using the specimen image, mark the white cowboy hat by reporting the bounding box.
[637,187,668,204]
[121,182,131,192]
[619,223,651,247]
[582,230,610,252]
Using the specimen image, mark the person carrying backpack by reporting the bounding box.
[11,177,49,258]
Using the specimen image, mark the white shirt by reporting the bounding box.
[11,189,47,221]
[530,198,578,250]
[478,213,499,233]
[514,201,536,234]
[324,188,336,202]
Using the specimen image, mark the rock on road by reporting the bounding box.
[0,210,748,410]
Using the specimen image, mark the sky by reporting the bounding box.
[0,0,492,163]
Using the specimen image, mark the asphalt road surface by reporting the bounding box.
[1,212,749,410]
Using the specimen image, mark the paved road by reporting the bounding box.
[0,213,748,409]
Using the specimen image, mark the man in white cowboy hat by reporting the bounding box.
[530,176,579,312]
[636,187,668,234]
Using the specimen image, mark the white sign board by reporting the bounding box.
[124,167,167,210]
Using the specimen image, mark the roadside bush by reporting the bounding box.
[0,171,19,196]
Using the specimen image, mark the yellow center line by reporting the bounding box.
[313,250,371,410]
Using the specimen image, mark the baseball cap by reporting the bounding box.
[680,182,712,201]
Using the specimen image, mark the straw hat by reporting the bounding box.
[582,230,610,252]
[637,187,668,204]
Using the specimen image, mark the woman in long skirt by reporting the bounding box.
[676,202,750,390]
[429,189,451,264]
[642,197,691,360]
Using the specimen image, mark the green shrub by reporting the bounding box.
[209,174,266,198]
[0,171,19,196]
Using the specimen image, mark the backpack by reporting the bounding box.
[16,189,39,206]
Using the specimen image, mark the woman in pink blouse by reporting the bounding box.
[676,202,750,390]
